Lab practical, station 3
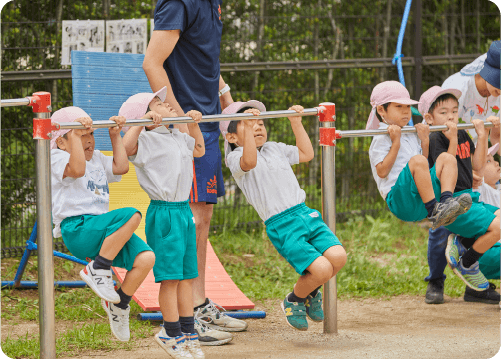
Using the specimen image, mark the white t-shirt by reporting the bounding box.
[129,126,195,202]
[51,149,122,238]
[442,73,500,143]
[474,182,500,208]
[369,122,423,199]
[226,141,305,221]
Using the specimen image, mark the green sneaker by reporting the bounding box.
[445,234,467,269]
[280,295,308,331]
[454,259,489,291]
[305,291,324,322]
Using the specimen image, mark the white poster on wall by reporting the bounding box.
[106,19,148,54]
[61,20,105,65]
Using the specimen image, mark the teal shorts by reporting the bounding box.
[61,207,152,271]
[145,200,198,282]
[479,243,500,280]
[444,190,498,239]
[265,203,343,276]
[386,164,441,222]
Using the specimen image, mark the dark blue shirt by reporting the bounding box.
[154,0,223,132]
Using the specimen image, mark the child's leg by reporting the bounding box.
[433,152,458,194]
[99,212,142,260]
[178,279,194,318]
[120,250,155,299]
[160,280,180,323]
[409,153,456,203]
[469,210,500,255]
[321,245,348,278]
[293,256,334,298]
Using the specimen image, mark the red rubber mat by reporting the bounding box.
[113,240,255,311]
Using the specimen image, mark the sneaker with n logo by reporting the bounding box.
[80,261,120,303]
[155,328,193,358]
[280,294,308,331]
[101,299,130,342]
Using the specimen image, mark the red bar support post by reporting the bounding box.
[30,91,56,358]
[317,102,338,334]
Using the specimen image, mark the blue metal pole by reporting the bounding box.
[13,222,38,287]
[136,311,266,321]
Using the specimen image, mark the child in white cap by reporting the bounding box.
[367,81,472,230]
[50,107,155,342]
[223,101,347,332]
[418,86,500,294]
[120,87,206,358]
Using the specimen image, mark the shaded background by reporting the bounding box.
[2,0,500,257]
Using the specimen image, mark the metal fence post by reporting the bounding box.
[31,91,57,359]
[318,102,339,334]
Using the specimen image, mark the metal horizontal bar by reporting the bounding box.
[338,122,494,138]
[57,108,320,130]
[1,98,31,107]
[0,54,483,81]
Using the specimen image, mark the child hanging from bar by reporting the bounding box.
[367,81,472,234]
[50,107,155,342]
[221,101,347,332]
[121,86,207,358]
[417,86,500,292]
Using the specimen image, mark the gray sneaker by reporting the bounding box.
[194,299,248,332]
[428,195,471,230]
[194,317,232,346]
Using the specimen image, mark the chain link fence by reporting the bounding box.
[2,0,500,257]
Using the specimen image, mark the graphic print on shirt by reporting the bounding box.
[86,168,109,203]
[456,141,471,160]
[492,106,499,115]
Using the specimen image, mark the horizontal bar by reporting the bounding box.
[338,122,495,138]
[0,54,483,81]
[57,108,320,130]
[137,311,267,321]
[1,281,89,289]
[1,98,30,107]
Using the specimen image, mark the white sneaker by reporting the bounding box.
[155,328,193,358]
[80,261,120,303]
[194,317,232,346]
[194,299,248,332]
[101,299,130,342]
[182,332,205,359]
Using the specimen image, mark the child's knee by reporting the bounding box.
[134,250,155,270]
[310,258,333,284]
[129,212,142,227]
[436,152,455,165]
[409,155,428,169]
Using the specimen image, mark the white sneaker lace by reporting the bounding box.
[194,315,211,333]
[205,299,227,318]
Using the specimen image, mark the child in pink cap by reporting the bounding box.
[224,101,347,332]
[417,86,500,297]
[50,106,155,342]
[368,81,472,231]
[120,87,207,358]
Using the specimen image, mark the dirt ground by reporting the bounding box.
[4,294,497,359]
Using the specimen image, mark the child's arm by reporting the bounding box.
[109,116,131,175]
[415,123,430,158]
[487,116,500,155]
[123,111,162,157]
[240,119,258,171]
[471,119,487,173]
[62,117,92,179]
[442,121,458,157]
[288,105,314,163]
[185,110,205,158]
[375,125,401,178]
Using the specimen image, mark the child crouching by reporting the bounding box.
[222,101,347,331]
[121,87,206,358]
[50,106,155,342]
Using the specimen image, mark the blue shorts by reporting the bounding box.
[265,203,343,275]
[190,128,225,204]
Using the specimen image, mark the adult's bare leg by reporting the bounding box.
[190,202,214,307]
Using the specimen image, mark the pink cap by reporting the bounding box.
[418,86,462,115]
[219,100,266,164]
[119,86,167,132]
[366,81,419,130]
[50,106,91,149]
[488,143,499,156]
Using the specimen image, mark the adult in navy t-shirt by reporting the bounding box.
[143,0,243,343]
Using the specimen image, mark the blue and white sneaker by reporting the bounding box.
[445,234,467,269]
[154,328,193,358]
[454,259,489,291]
